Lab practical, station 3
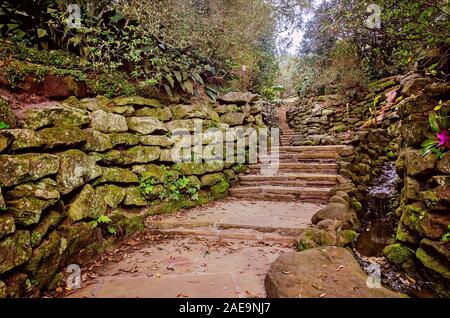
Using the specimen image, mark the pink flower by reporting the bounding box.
[437,129,450,148]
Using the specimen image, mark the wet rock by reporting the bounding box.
[134,107,172,121]
[0,154,60,187]
[329,195,349,207]
[140,135,173,147]
[402,177,422,201]
[56,150,103,194]
[297,228,337,251]
[383,243,415,266]
[94,167,139,185]
[123,187,147,206]
[82,129,112,152]
[95,185,126,209]
[368,77,397,93]
[219,92,258,105]
[0,231,32,275]
[0,214,15,239]
[4,272,28,298]
[39,127,85,149]
[404,148,436,176]
[67,185,107,221]
[126,117,167,135]
[265,247,400,298]
[91,110,128,133]
[109,133,140,148]
[0,188,5,211]
[113,96,161,108]
[122,146,161,165]
[7,129,45,151]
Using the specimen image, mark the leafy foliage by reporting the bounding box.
[421,101,450,159]
[0,121,11,129]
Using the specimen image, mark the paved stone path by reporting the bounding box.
[67,106,341,298]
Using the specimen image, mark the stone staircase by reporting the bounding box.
[230,106,345,203]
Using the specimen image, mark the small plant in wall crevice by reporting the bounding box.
[421,101,449,159]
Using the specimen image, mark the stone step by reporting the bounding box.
[229,186,332,203]
[271,145,346,153]
[239,180,336,187]
[248,163,337,174]
[239,173,339,183]
[260,151,339,160]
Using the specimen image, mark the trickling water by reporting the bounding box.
[356,161,399,257]
[365,161,399,221]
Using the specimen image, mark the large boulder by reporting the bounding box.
[56,150,103,195]
[91,110,128,133]
[401,77,433,96]
[0,154,60,187]
[0,231,32,275]
[265,247,400,298]
[67,185,107,221]
[126,117,167,135]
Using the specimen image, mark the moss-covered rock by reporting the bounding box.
[404,148,436,176]
[7,178,60,201]
[401,77,433,96]
[0,214,15,240]
[113,96,161,108]
[400,114,430,147]
[30,209,63,248]
[134,107,172,121]
[297,228,337,251]
[171,104,209,120]
[402,177,422,201]
[178,162,206,176]
[109,132,140,148]
[0,96,18,128]
[57,221,95,258]
[0,131,13,153]
[122,146,161,165]
[140,135,173,147]
[0,230,32,275]
[338,230,359,246]
[311,203,356,226]
[397,95,437,118]
[210,180,230,200]
[91,110,128,133]
[8,129,45,151]
[23,231,64,289]
[82,129,113,152]
[383,243,415,265]
[221,113,245,126]
[126,117,167,135]
[67,185,107,221]
[94,167,139,185]
[123,187,148,206]
[6,196,57,226]
[416,244,450,281]
[21,105,89,130]
[368,77,397,93]
[396,222,420,244]
[219,92,258,105]
[0,153,60,187]
[56,149,103,194]
[39,127,85,149]
[95,185,126,209]
[132,164,166,183]
[200,173,226,187]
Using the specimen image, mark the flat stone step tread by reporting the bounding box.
[229,186,332,196]
[272,145,346,152]
[239,173,339,181]
[260,152,339,159]
[249,163,337,169]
